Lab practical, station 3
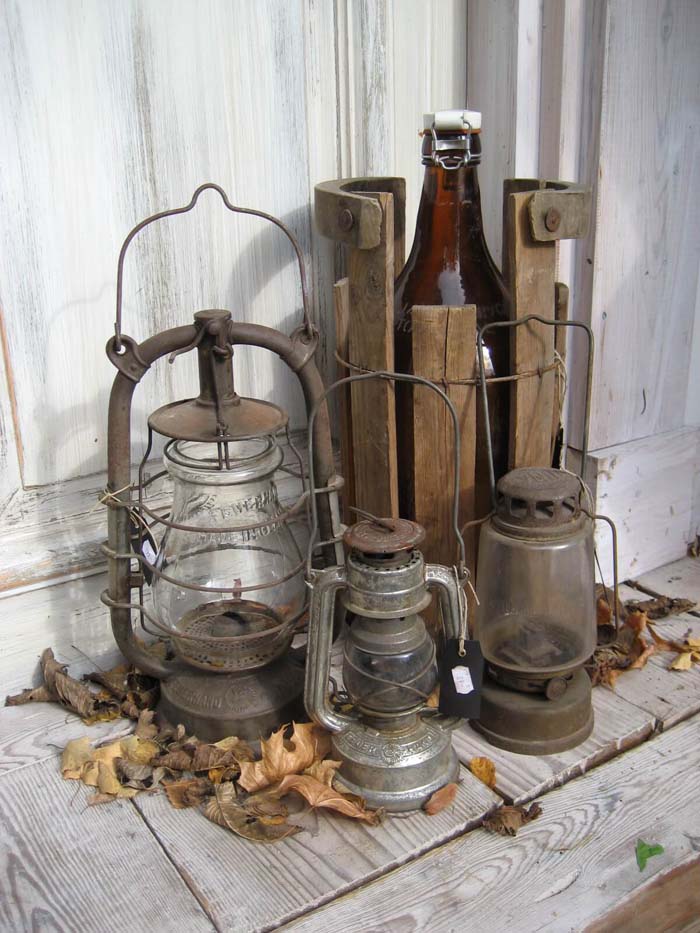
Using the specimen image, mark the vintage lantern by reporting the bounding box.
[304,373,471,812]
[472,316,618,754]
[102,184,342,742]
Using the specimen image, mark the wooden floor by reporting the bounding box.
[2,557,700,932]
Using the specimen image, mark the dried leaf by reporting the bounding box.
[238,722,331,792]
[671,652,694,671]
[636,838,664,871]
[304,759,342,787]
[135,709,159,740]
[85,665,129,699]
[625,594,696,620]
[425,686,440,708]
[242,792,289,823]
[41,649,121,723]
[163,777,214,809]
[96,761,138,798]
[115,758,164,789]
[484,802,542,837]
[469,757,496,789]
[191,744,239,773]
[87,793,119,807]
[154,749,194,772]
[214,736,255,761]
[423,782,458,815]
[629,643,656,670]
[5,685,54,706]
[203,782,301,843]
[61,737,94,780]
[273,773,383,825]
[120,735,159,765]
[80,739,126,787]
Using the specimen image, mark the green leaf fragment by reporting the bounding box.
[635,838,665,871]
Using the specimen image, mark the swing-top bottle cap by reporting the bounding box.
[423,109,482,133]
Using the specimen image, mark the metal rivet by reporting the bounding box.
[544,207,561,232]
[545,676,568,701]
[338,208,354,232]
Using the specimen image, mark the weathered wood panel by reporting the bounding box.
[136,763,499,933]
[0,757,213,932]
[285,715,700,931]
[452,685,654,805]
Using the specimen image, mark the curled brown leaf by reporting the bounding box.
[203,782,301,843]
[238,722,331,792]
[273,773,383,825]
[484,802,542,837]
[423,782,458,815]
[469,757,496,789]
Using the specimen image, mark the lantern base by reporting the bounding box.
[158,654,305,743]
[471,667,593,756]
[331,717,460,812]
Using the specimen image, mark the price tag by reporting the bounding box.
[438,639,484,719]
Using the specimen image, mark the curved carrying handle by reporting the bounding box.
[304,370,469,578]
[477,315,594,509]
[304,565,355,734]
[114,182,314,349]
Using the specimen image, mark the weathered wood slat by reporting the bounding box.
[632,555,700,605]
[333,278,355,523]
[502,186,556,470]
[0,706,132,779]
[135,764,499,933]
[0,757,214,932]
[347,191,398,518]
[452,685,654,805]
[411,306,477,570]
[284,714,700,932]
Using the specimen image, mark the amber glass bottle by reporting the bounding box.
[394,110,510,520]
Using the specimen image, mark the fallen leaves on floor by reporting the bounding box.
[203,783,301,843]
[588,584,699,686]
[483,802,542,837]
[238,721,331,792]
[5,650,160,723]
[635,838,665,871]
[423,782,458,815]
[273,773,383,825]
[469,756,496,789]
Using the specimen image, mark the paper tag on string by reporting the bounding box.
[439,639,484,719]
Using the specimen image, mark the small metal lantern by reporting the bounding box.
[304,373,468,812]
[472,316,618,754]
[102,184,341,742]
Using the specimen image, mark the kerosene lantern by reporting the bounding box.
[472,316,618,754]
[304,372,471,811]
[102,184,341,741]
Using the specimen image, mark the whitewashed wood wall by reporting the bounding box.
[0,0,698,591]
[469,0,700,579]
[0,0,466,590]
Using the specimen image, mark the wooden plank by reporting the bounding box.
[333,279,355,523]
[452,685,654,805]
[284,715,700,932]
[0,757,214,931]
[587,857,700,933]
[347,191,398,518]
[0,705,132,779]
[551,281,568,462]
[632,555,700,606]
[607,612,700,731]
[502,186,557,469]
[135,763,499,933]
[570,426,700,581]
[412,306,477,570]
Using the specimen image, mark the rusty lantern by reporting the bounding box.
[102,184,341,742]
[471,316,619,754]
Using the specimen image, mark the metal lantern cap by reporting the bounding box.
[148,395,287,443]
[495,467,582,535]
[343,517,425,555]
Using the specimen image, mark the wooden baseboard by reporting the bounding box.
[569,426,700,582]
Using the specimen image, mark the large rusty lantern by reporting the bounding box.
[102,184,341,741]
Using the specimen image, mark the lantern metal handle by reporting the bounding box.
[476,315,594,509]
[304,370,469,578]
[114,182,315,350]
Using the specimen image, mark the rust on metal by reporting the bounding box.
[343,517,426,555]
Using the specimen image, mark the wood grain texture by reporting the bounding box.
[585,0,700,450]
[0,705,132,779]
[284,714,700,932]
[0,757,214,932]
[452,685,654,805]
[135,763,499,933]
[411,306,476,570]
[333,279,355,522]
[632,555,700,606]
[503,187,557,469]
[347,191,398,518]
[571,426,700,581]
